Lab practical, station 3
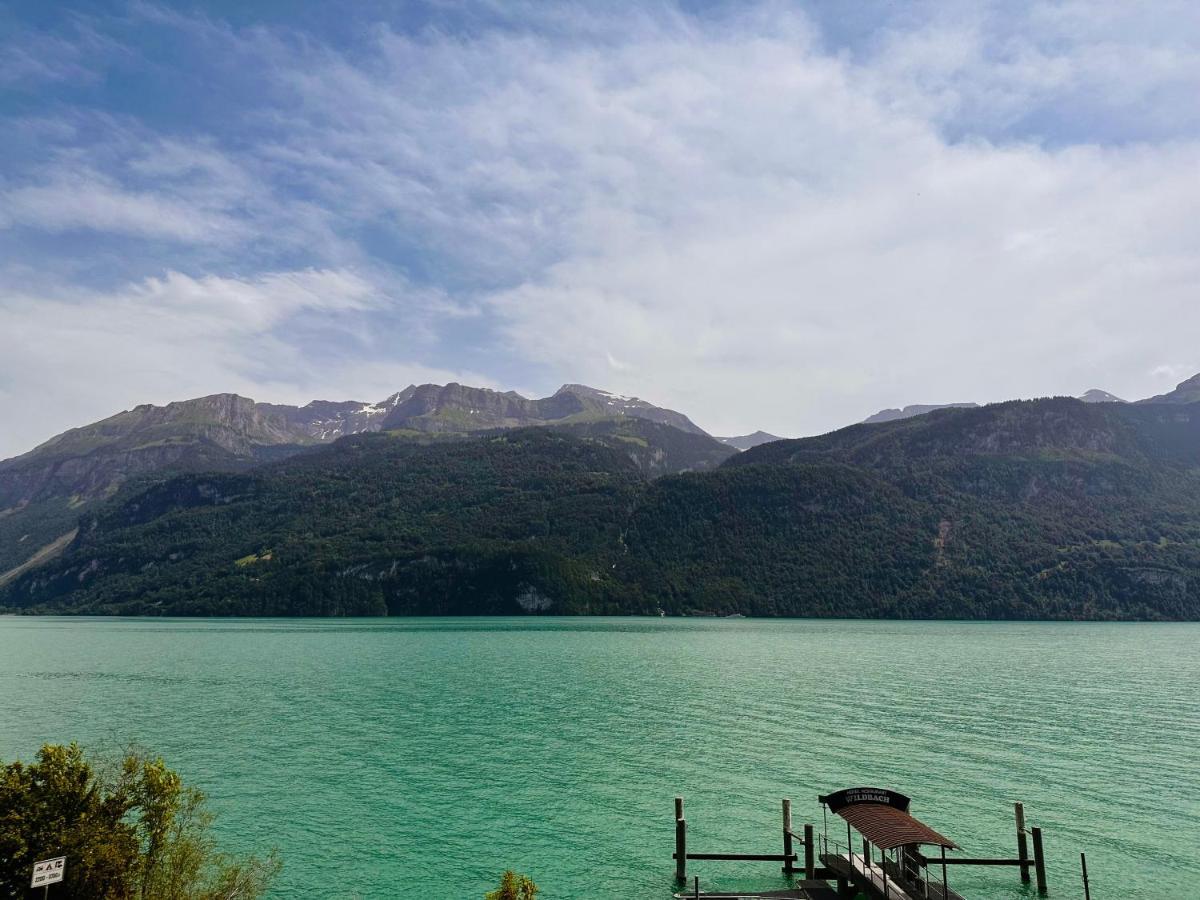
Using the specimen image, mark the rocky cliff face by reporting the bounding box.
[374,383,708,435]
[0,394,307,508]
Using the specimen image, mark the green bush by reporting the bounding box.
[485,870,539,900]
[0,743,279,900]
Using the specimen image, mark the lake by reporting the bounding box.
[0,617,1196,898]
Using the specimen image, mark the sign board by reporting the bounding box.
[819,787,911,813]
[31,857,65,888]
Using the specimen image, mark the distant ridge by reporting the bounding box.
[863,403,978,424]
[1140,373,1200,405]
[716,431,782,451]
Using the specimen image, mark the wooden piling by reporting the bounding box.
[675,816,687,882]
[804,823,815,879]
[1031,826,1047,895]
[782,799,795,875]
[675,796,685,821]
[1015,802,1030,884]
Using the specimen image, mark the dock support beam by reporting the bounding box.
[675,797,686,882]
[1015,802,1030,884]
[782,799,795,875]
[804,823,815,879]
[1031,826,1048,895]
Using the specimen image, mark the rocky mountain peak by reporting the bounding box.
[1078,389,1126,404]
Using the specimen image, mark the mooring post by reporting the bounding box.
[804,823,815,879]
[782,798,795,874]
[1031,826,1048,895]
[1015,801,1030,884]
[693,875,700,900]
[675,816,687,882]
[675,796,684,821]
[1080,852,1090,900]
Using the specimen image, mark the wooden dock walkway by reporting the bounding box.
[820,852,964,900]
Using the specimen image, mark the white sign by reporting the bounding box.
[31,857,65,888]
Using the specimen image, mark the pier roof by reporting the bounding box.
[820,787,958,851]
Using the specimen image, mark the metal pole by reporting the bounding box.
[1080,852,1090,900]
[940,846,949,898]
[1015,802,1030,884]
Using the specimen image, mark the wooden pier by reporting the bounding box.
[669,787,1061,899]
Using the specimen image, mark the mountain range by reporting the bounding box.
[0,384,727,578]
[4,373,1200,619]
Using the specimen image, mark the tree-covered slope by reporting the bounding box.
[1,430,645,616]
[0,386,718,582]
[5,398,1200,619]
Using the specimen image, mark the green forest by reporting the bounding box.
[4,399,1200,620]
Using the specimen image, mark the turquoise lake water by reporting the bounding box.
[0,617,1196,899]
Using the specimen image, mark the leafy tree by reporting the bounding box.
[485,870,538,900]
[0,744,278,900]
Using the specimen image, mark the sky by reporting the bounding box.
[2,0,1199,456]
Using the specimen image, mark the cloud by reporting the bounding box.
[232,4,1198,434]
[0,269,491,456]
[1,168,244,243]
[2,1,1199,447]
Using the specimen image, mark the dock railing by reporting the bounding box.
[820,831,958,900]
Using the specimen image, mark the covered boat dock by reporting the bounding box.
[816,787,963,899]
[670,786,1050,899]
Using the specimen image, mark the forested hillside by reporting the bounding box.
[4,398,1200,619]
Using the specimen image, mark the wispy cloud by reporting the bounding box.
[0,269,492,454]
